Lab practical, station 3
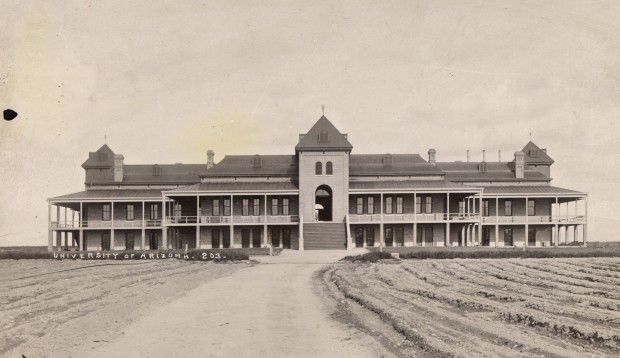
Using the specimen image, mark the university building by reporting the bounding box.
[48,116,587,251]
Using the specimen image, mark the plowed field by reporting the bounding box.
[324,258,620,357]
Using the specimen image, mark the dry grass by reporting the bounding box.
[325,257,620,357]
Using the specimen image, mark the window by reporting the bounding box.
[528,200,535,216]
[367,196,374,215]
[253,198,260,216]
[102,204,111,221]
[415,196,421,214]
[315,161,322,175]
[425,196,432,214]
[459,201,465,215]
[272,198,279,216]
[356,197,364,214]
[242,199,249,216]
[318,130,329,143]
[126,204,134,220]
[504,200,512,216]
[482,200,489,217]
[223,199,231,216]
[213,199,220,216]
[385,197,393,214]
[326,161,333,175]
[150,204,158,220]
[396,197,403,214]
[282,198,289,216]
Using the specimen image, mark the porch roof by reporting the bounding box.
[167,181,299,194]
[481,185,586,196]
[349,180,478,192]
[49,189,164,202]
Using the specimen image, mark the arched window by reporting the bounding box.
[315,161,322,175]
[326,161,333,175]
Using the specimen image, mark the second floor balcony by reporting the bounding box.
[165,215,300,225]
[50,219,163,229]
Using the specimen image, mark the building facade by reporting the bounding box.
[48,116,587,251]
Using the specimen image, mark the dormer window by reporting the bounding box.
[478,162,488,173]
[529,148,538,157]
[382,154,392,167]
[251,155,262,169]
[153,164,161,177]
[318,130,329,143]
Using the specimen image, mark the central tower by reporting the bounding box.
[296,116,352,223]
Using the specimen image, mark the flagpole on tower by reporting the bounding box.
[321,105,325,116]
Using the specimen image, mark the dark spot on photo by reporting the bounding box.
[4,109,18,121]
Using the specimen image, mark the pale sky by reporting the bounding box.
[1,0,619,246]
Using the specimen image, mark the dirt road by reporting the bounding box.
[74,250,391,358]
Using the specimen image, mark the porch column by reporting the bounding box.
[495,197,499,247]
[445,192,450,246]
[583,197,588,246]
[47,202,53,252]
[230,194,235,248]
[140,201,146,250]
[162,195,168,249]
[379,193,384,250]
[196,196,201,249]
[412,192,417,247]
[263,195,268,247]
[79,202,85,250]
[525,197,529,247]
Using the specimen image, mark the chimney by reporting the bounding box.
[207,150,215,169]
[428,149,436,165]
[466,149,470,162]
[515,151,525,179]
[113,154,124,182]
[498,150,502,162]
[482,149,486,162]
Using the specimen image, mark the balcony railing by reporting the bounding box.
[558,215,585,223]
[199,216,232,224]
[267,215,299,223]
[166,215,300,225]
[113,220,143,228]
[449,213,481,221]
[349,213,450,223]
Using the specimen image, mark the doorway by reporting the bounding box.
[125,232,135,250]
[315,185,332,221]
[102,232,111,251]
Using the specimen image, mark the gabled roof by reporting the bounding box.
[82,144,115,168]
[521,141,554,165]
[295,116,353,151]
[350,154,443,176]
[202,155,297,177]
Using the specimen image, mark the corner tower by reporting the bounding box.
[296,116,352,223]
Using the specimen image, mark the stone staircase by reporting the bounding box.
[303,222,348,250]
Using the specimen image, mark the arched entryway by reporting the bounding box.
[315,185,332,221]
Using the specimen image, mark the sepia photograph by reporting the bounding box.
[1,1,619,357]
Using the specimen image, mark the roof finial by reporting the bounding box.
[104,134,107,144]
[321,105,325,116]
[529,131,532,141]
